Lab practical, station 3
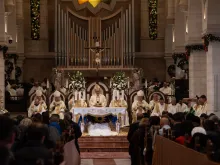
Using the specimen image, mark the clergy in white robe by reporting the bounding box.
[151,98,168,117]
[132,90,150,122]
[159,82,172,95]
[29,82,44,96]
[49,91,66,119]
[6,84,17,98]
[89,84,107,107]
[28,90,47,117]
[149,94,160,110]
[167,97,178,114]
[194,95,208,117]
[176,99,188,113]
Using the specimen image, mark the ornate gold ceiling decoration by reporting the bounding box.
[73,0,118,15]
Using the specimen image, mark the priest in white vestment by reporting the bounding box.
[88,84,115,136]
[167,97,178,114]
[131,90,150,122]
[28,90,47,117]
[29,82,44,96]
[89,84,107,107]
[49,90,66,119]
[6,84,17,100]
[151,98,168,117]
[194,95,208,117]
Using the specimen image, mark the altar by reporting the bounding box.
[72,107,128,126]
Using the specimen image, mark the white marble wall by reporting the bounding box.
[189,51,206,98]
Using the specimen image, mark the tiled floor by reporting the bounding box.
[81,159,131,165]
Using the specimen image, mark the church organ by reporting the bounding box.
[54,0,136,70]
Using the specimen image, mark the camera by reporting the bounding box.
[8,35,13,44]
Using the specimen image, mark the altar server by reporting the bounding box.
[49,90,66,119]
[167,97,178,114]
[131,90,149,122]
[89,84,107,107]
[28,90,47,117]
[151,98,168,116]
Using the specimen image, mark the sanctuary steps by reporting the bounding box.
[79,136,129,152]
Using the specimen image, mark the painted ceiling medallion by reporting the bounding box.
[78,0,111,8]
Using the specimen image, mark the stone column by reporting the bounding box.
[165,0,175,81]
[203,0,220,115]
[16,0,25,82]
[187,0,207,98]
[0,0,6,108]
[140,0,149,38]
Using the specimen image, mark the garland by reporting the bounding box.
[167,65,176,78]
[202,34,220,52]
[30,0,40,40]
[0,45,8,55]
[68,71,85,92]
[185,44,204,57]
[149,0,158,40]
[177,59,189,70]
[111,71,128,90]
[172,53,187,64]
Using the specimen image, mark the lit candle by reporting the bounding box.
[46,79,50,89]
[75,91,78,100]
[121,90,125,100]
[65,79,68,88]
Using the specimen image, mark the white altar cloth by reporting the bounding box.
[72,107,128,126]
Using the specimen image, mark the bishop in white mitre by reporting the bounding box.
[28,90,47,117]
[89,84,107,107]
[49,90,66,119]
[167,97,178,114]
[132,90,149,122]
[151,98,168,117]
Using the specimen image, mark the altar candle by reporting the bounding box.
[145,79,148,88]
[65,79,68,88]
[75,91,78,100]
[46,79,50,89]
[117,90,120,100]
[127,78,130,88]
[83,90,86,100]
[79,91,81,99]
[121,90,125,100]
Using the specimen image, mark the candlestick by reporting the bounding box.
[47,79,50,89]
[75,91,78,100]
[121,90,125,100]
[65,79,68,88]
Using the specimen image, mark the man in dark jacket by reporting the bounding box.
[127,112,143,165]
[14,123,53,165]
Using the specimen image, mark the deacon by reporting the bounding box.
[131,90,149,122]
[151,98,168,116]
[49,90,66,119]
[89,84,107,107]
[28,90,47,117]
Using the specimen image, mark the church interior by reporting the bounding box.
[1,0,220,165]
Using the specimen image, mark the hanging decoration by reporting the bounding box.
[202,34,220,52]
[167,65,176,78]
[172,53,187,64]
[185,45,204,57]
[30,0,40,40]
[68,71,86,92]
[149,0,158,40]
[0,45,8,56]
[111,72,128,90]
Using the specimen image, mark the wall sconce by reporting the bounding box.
[4,16,7,33]
[185,17,188,34]
[172,28,175,42]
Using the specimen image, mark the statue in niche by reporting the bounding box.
[53,69,63,90]
[131,68,143,91]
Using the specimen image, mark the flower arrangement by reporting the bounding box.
[111,72,128,90]
[68,71,85,92]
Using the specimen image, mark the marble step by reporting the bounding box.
[80,148,128,152]
[79,141,129,148]
[79,136,128,142]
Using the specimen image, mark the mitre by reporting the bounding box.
[35,90,42,97]
[54,90,61,97]
[137,90,144,97]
